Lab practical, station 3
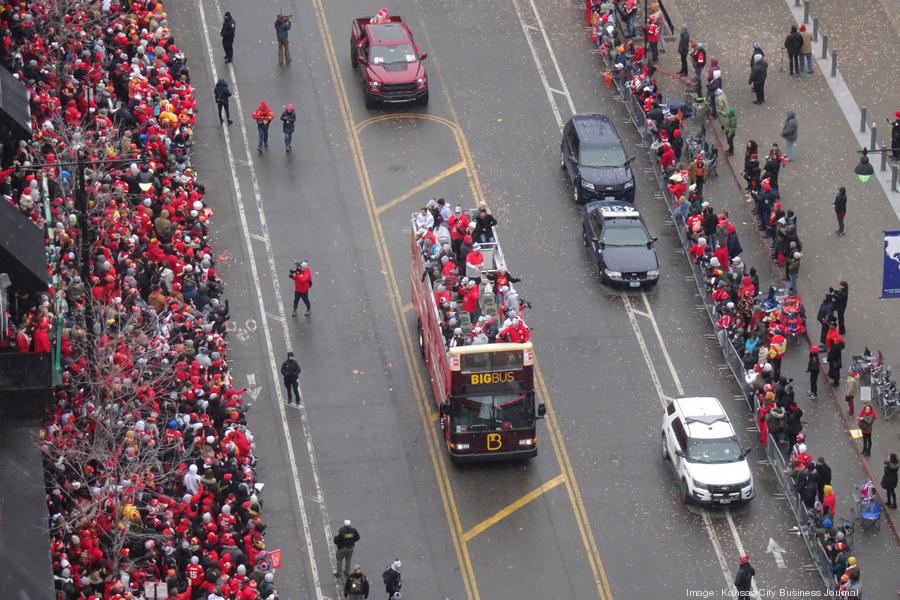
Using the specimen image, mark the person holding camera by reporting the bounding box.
[275,14,293,65]
[291,261,312,317]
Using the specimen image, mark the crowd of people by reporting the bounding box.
[583,2,899,595]
[0,0,280,598]
[416,199,533,348]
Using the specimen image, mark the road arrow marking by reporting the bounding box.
[247,373,261,401]
[767,537,786,568]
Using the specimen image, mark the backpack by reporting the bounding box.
[349,576,365,594]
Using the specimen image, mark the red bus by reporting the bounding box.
[410,211,545,462]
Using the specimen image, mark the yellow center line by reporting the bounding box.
[463,473,567,542]
[309,2,478,599]
[375,161,466,216]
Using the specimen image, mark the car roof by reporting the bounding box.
[585,201,642,222]
[674,397,735,439]
[571,114,619,146]
[366,23,410,44]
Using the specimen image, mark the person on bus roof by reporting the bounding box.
[499,317,530,343]
[416,206,434,231]
[466,243,485,281]
[449,207,469,255]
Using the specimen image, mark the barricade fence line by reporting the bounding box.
[593,38,837,592]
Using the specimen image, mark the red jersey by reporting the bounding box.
[292,269,312,293]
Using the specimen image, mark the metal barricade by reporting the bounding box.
[592,35,838,592]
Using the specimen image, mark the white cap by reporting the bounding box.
[344,519,351,526]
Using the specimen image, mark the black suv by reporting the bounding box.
[561,114,635,203]
[582,201,658,287]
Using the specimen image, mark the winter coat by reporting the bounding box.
[280,109,296,133]
[345,573,369,598]
[882,460,899,490]
[749,59,768,84]
[857,408,876,433]
[816,462,832,487]
[832,285,848,311]
[781,112,798,142]
[252,102,274,126]
[806,353,820,374]
[800,30,813,53]
[844,373,859,398]
[292,268,312,292]
[678,28,690,56]
[715,93,731,128]
[787,253,801,274]
[214,80,232,105]
[221,15,236,41]
[833,190,847,213]
[274,17,292,40]
[784,29,803,53]
[383,567,401,594]
[280,358,301,380]
[734,563,755,591]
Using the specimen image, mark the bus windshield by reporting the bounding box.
[450,392,534,432]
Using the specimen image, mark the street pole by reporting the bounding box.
[643,0,649,60]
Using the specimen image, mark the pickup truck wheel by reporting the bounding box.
[560,151,566,170]
[419,90,429,107]
[573,184,581,204]
[680,478,691,504]
[582,227,590,248]
[364,92,377,109]
[661,433,669,459]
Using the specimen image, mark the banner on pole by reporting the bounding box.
[269,549,283,569]
[882,230,900,298]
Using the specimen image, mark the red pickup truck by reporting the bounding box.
[350,16,429,108]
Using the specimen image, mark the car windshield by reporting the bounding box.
[601,222,650,246]
[579,144,627,168]
[686,436,744,464]
[451,393,534,433]
[370,43,416,65]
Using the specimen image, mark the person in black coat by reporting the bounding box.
[784,26,804,75]
[473,206,497,244]
[214,79,233,124]
[833,187,848,235]
[816,294,834,344]
[806,345,820,400]
[882,453,899,508]
[832,281,848,334]
[221,12,236,62]
[677,26,690,76]
[816,457,832,502]
[827,337,844,387]
[748,54,768,104]
[280,352,302,404]
[749,43,765,67]
[734,556,755,595]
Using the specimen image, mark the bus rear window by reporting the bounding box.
[460,350,524,374]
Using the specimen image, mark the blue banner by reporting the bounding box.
[883,230,900,298]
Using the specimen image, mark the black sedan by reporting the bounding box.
[561,114,636,203]
[582,201,659,287]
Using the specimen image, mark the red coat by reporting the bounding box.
[292,269,312,293]
[462,286,479,314]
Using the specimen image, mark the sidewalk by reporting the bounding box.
[644,0,900,594]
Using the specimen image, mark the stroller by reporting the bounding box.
[777,295,806,337]
[855,481,882,531]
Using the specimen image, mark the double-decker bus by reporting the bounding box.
[410,210,545,461]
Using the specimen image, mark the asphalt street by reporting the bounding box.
[167,0,852,598]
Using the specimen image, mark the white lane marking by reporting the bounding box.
[640,291,684,395]
[727,510,762,598]
[511,0,566,128]
[196,2,335,599]
[512,0,751,593]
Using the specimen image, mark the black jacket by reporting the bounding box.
[383,568,401,594]
[678,30,690,55]
[281,110,296,133]
[816,298,834,325]
[334,525,360,549]
[833,190,847,213]
[473,212,497,240]
[345,573,369,598]
[221,15,236,41]
[784,30,803,53]
[214,80,232,104]
[749,47,765,68]
[882,461,899,489]
[816,461,832,487]
[807,353,820,374]
[749,60,768,84]
[832,286,848,311]
[734,563,755,591]
[281,358,301,379]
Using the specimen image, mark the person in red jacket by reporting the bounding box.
[646,15,661,63]
[290,260,312,317]
[499,317,530,343]
[251,100,274,152]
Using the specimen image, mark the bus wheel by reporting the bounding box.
[416,318,425,357]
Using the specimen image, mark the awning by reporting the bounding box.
[0,65,31,139]
[0,199,48,293]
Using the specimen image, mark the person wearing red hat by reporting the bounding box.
[806,345,821,400]
[280,103,296,151]
[734,555,755,595]
[251,101,274,152]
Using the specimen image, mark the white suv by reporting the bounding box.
[661,396,755,505]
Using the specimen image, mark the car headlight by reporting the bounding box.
[581,180,595,190]
[603,268,622,278]
[739,479,752,489]
[691,478,709,491]
[368,80,381,89]
[518,438,535,447]
[624,180,634,189]
[416,77,426,87]
[646,270,659,278]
